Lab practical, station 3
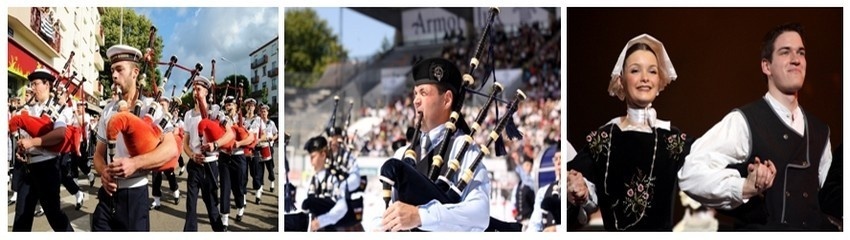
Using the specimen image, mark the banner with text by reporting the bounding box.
[401,8,468,44]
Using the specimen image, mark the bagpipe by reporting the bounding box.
[294,96,366,231]
[329,97,356,182]
[105,25,180,174]
[378,7,526,212]
[9,51,84,159]
[227,78,253,156]
[195,58,235,162]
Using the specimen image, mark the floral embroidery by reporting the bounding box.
[666,133,687,160]
[586,130,611,160]
[618,169,655,218]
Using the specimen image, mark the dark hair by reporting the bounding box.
[622,42,657,71]
[761,23,805,62]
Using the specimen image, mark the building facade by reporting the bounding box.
[248,36,279,113]
[7,7,104,105]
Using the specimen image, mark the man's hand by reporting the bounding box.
[567,170,589,205]
[107,157,139,179]
[309,219,322,231]
[202,142,216,152]
[743,157,777,199]
[192,153,206,164]
[17,138,36,150]
[381,201,422,232]
[101,171,117,195]
[543,225,558,232]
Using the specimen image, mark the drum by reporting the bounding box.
[259,144,272,161]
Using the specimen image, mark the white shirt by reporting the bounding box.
[243,115,263,135]
[678,93,832,210]
[183,109,206,155]
[263,118,278,139]
[96,97,173,188]
[19,100,74,163]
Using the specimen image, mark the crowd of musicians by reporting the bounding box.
[7,43,278,232]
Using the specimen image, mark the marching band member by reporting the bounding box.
[326,126,365,231]
[258,104,278,193]
[511,156,536,230]
[302,136,349,231]
[59,100,86,211]
[377,58,491,232]
[220,96,251,228]
[151,96,181,209]
[242,98,264,204]
[11,70,74,231]
[182,75,233,232]
[527,146,562,232]
[92,45,179,231]
[71,100,96,188]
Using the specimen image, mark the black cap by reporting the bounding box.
[223,96,236,104]
[304,136,328,153]
[28,69,56,83]
[325,126,342,137]
[391,139,407,152]
[411,58,463,108]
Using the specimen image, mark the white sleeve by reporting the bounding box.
[525,187,548,232]
[677,111,751,210]
[54,106,74,129]
[416,140,490,231]
[818,139,832,187]
[316,180,349,228]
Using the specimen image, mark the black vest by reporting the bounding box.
[723,99,831,230]
[541,181,561,227]
[413,136,452,180]
[514,182,535,221]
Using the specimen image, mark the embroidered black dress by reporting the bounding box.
[569,122,692,231]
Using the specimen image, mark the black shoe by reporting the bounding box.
[236,214,243,222]
[255,198,261,205]
[174,197,180,205]
[75,201,83,211]
[34,209,45,217]
[271,186,275,192]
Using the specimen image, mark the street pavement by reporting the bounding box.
[7,148,280,232]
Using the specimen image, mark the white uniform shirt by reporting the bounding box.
[678,93,832,210]
[183,109,206,156]
[314,168,350,229]
[20,100,74,163]
[96,97,173,188]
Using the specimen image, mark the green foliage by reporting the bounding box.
[284,8,347,88]
[98,7,164,99]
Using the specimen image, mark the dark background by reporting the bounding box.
[566,8,842,230]
[567,7,842,152]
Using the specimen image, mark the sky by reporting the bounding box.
[312,7,396,60]
[131,7,279,96]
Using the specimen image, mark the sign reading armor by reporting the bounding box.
[401,8,468,44]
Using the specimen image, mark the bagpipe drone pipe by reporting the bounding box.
[378,87,526,207]
[9,52,83,155]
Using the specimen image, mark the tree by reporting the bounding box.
[98,7,164,100]
[284,8,347,88]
